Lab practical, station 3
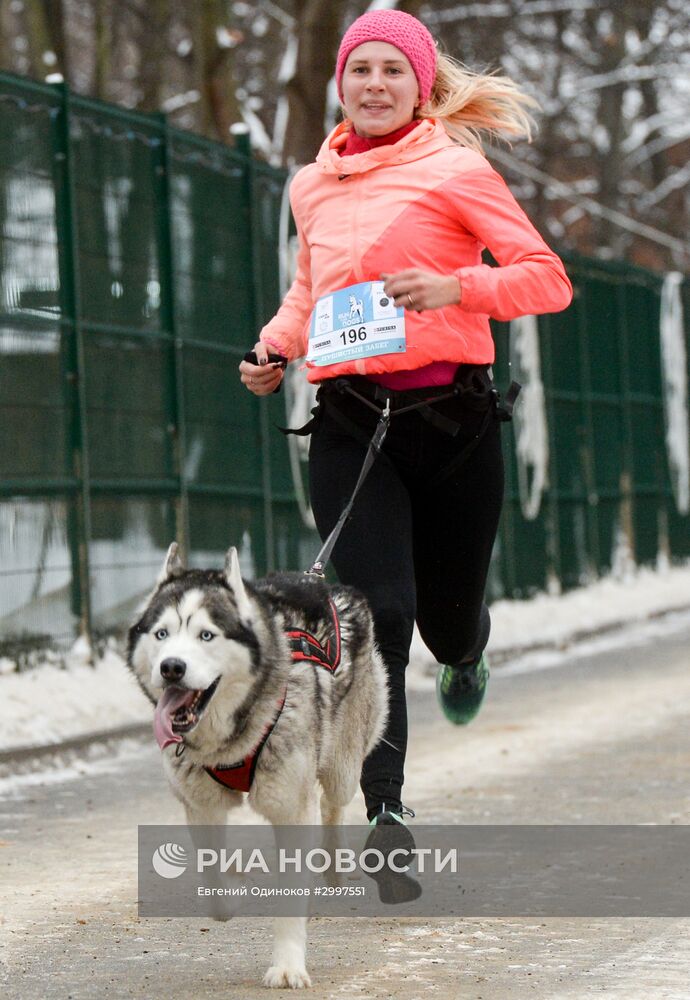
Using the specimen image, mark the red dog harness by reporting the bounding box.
[204,598,341,793]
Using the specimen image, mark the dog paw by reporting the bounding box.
[263,964,312,989]
[208,901,236,922]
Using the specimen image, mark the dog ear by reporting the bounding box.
[224,546,253,622]
[157,542,185,585]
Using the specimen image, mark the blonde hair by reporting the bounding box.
[417,52,539,152]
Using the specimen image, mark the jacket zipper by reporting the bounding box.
[348,174,365,284]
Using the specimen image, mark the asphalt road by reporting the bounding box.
[2,614,690,999]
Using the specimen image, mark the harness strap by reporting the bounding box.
[205,600,342,793]
[286,597,341,672]
[425,403,495,490]
[425,382,521,489]
[280,373,521,577]
[205,689,287,794]
[280,379,466,439]
[318,393,383,452]
[497,380,521,420]
[278,405,321,437]
[338,379,463,436]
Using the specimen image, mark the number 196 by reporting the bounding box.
[340,326,367,345]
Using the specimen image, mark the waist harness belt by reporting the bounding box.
[280,374,520,576]
[205,598,341,793]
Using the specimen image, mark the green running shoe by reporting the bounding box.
[436,653,490,725]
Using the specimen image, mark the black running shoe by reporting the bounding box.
[364,805,422,905]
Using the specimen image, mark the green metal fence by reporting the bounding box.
[1,72,688,654]
[492,257,690,598]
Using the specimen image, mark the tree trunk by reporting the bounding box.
[138,0,169,113]
[531,11,569,242]
[282,0,342,166]
[41,0,69,79]
[592,10,627,253]
[194,0,242,144]
[23,0,67,80]
[93,0,111,101]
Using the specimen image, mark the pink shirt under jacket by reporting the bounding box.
[260,119,573,384]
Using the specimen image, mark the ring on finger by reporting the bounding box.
[407,293,414,307]
[249,376,255,385]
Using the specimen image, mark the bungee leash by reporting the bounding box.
[306,396,391,577]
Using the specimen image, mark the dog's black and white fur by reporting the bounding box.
[127,544,388,989]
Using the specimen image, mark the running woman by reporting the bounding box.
[239,10,572,831]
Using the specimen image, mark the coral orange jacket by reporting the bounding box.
[260,119,573,383]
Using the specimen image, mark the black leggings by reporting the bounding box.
[308,370,505,818]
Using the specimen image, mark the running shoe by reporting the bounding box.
[364,805,421,905]
[436,653,489,725]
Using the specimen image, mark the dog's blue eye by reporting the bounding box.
[155,628,168,640]
[199,630,215,642]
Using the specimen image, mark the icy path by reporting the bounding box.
[1,618,690,998]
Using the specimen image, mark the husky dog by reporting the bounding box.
[127,543,388,989]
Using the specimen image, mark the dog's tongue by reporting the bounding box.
[154,687,197,750]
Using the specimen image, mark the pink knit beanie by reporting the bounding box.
[336,10,437,103]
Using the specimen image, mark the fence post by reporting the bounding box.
[154,113,190,561]
[616,281,637,563]
[233,127,275,573]
[538,313,562,588]
[51,81,93,649]
[575,296,600,577]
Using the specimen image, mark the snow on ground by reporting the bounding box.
[1,645,151,751]
[2,562,690,754]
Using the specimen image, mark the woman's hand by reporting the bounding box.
[381,270,462,312]
[238,341,285,396]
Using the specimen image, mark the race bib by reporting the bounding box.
[307,281,406,367]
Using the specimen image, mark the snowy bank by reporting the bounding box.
[3,562,690,754]
[412,561,690,672]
